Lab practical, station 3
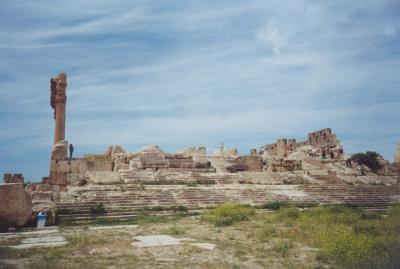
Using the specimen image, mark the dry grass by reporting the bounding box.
[2,205,399,269]
[83,154,111,161]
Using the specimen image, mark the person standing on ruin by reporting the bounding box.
[321,147,326,159]
[69,143,74,160]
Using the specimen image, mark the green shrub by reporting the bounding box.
[273,239,294,257]
[291,205,400,269]
[277,207,299,221]
[168,225,186,236]
[259,224,276,241]
[187,181,199,187]
[262,201,289,210]
[149,206,164,211]
[171,205,188,213]
[90,204,106,215]
[136,213,182,224]
[351,151,382,172]
[201,203,255,226]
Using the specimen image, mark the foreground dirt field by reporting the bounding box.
[1,204,400,269]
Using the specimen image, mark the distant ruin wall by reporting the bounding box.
[234,156,263,172]
[49,159,113,185]
[263,128,341,158]
[3,174,24,184]
[307,128,337,148]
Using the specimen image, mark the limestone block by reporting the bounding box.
[50,159,85,177]
[51,141,67,161]
[49,172,68,185]
[114,163,129,172]
[105,145,126,161]
[0,184,32,227]
[86,161,113,172]
[234,156,263,172]
[67,173,83,185]
[86,171,122,185]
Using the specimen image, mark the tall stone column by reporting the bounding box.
[396,142,400,163]
[49,73,68,186]
[50,73,67,145]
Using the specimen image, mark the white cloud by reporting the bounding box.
[0,0,399,180]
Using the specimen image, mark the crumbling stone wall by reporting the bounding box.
[179,146,210,168]
[128,145,196,170]
[307,128,337,148]
[277,139,288,158]
[264,144,277,155]
[234,156,263,172]
[263,129,341,158]
[266,159,302,172]
[3,174,24,184]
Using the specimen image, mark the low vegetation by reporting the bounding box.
[1,204,400,269]
[266,205,400,269]
[351,151,382,172]
[83,153,111,161]
[89,203,106,215]
[201,203,255,226]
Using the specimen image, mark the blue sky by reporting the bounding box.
[0,0,399,181]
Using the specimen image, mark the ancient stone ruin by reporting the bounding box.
[3,173,24,184]
[2,72,400,227]
[0,174,32,232]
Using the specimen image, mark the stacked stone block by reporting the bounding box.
[3,174,24,184]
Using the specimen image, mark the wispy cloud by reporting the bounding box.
[0,0,399,180]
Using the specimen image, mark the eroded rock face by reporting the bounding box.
[0,184,32,228]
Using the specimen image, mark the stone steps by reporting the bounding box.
[56,183,400,223]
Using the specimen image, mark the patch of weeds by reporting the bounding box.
[272,239,294,257]
[171,205,188,213]
[90,218,137,226]
[27,248,67,269]
[285,204,400,269]
[0,247,18,259]
[187,181,199,187]
[361,211,382,220]
[277,207,299,222]
[168,225,186,236]
[138,182,145,190]
[66,231,109,249]
[262,201,290,210]
[136,213,182,224]
[84,154,110,161]
[259,224,276,241]
[201,203,255,226]
[149,205,164,211]
[89,203,106,215]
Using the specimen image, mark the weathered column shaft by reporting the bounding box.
[51,73,67,145]
[54,101,66,144]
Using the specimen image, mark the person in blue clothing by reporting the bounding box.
[37,211,47,227]
[69,143,74,160]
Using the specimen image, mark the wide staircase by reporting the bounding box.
[56,158,400,223]
[56,180,400,223]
